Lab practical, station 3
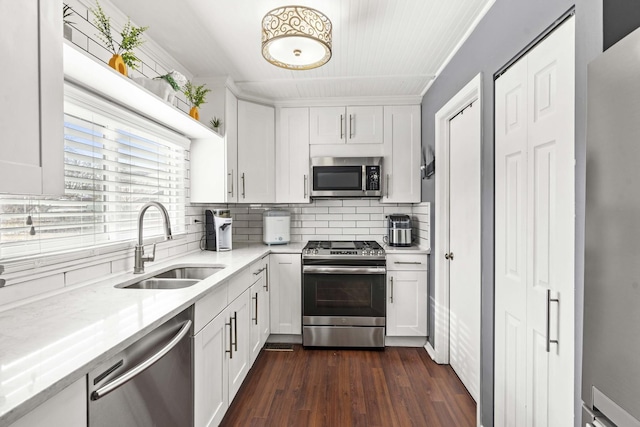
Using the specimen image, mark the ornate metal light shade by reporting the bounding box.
[262,6,332,70]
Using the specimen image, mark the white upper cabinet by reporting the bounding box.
[310,106,383,145]
[191,89,238,203]
[0,0,63,195]
[238,100,275,203]
[276,108,310,203]
[382,105,422,203]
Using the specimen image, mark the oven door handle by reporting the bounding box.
[303,266,386,275]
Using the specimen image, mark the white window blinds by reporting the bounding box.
[0,85,187,259]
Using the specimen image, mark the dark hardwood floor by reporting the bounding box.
[220,345,476,427]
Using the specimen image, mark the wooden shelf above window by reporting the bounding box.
[62,41,217,140]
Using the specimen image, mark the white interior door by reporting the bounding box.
[494,16,575,427]
[448,101,482,402]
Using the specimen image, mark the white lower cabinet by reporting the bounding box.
[9,376,86,427]
[194,311,229,427]
[269,254,302,335]
[386,254,428,337]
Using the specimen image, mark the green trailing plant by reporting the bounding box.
[63,4,75,26]
[209,117,222,130]
[184,81,211,108]
[92,1,148,70]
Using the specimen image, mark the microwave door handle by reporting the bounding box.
[362,165,366,192]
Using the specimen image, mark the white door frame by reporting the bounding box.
[434,73,482,365]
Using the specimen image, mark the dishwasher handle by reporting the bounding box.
[91,320,192,401]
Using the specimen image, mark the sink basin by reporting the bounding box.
[116,265,226,290]
[153,266,224,280]
[120,278,201,290]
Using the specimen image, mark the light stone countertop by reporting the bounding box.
[0,243,303,426]
[383,244,431,255]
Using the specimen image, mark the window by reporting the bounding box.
[0,85,187,260]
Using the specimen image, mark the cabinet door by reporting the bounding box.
[238,100,275,203]
[309,106,345,144]
[347,106,383,144]
[9,376,86,427]
[194,312,229,427]
[225,89,239,203]
[386,270,427,336]
[382,105,421,203]
[227,289,251,401]
[276,108,310,203]
[0,0,63,195]
[249,264,266,364]
[269,254,302,334]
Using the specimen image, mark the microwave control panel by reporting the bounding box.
[365,166,381,191]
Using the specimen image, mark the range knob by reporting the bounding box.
[377,250,384,256]
[314,248,319,255]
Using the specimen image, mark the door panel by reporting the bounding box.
[495,15,575,427]
[448,101,481,402]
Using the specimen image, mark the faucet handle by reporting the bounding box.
[144,243,157,263]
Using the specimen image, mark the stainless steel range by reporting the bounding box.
[302,241,386,348]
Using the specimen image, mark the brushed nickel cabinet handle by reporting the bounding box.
[340,114,344,139]
[349,114,354,139]
[228,170,234,197]
[233,311,238,351]
[252,293,258,325]
[304,174,308,199]
[394,261,422,265]
[546,290,560,352]
[264,264,269,291]
[386,174,390,198]
[390,276,394,303]
[226,318,233,358]
[241,173,246,199]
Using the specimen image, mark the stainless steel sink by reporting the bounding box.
[120,278,200,290]
[153,266,224,280]
[116,265,225,290]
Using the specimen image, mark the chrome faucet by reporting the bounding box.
[134,201,173,274]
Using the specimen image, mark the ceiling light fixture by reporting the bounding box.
[261,6,332,70]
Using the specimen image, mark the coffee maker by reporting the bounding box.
[385,214,412,247]
[204,209,232,251]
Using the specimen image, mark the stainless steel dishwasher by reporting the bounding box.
[88,308,193,427]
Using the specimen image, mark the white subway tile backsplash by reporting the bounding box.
[328,207,356,214]
[314,200,343,207]
[342,200,372,207]
[343,213,371,221]
[356,207,384,214]
[316,214,339,221]
[329,221,356,228]
[302,221,329,228]
[301,207,329,214]
[316,228,338,234]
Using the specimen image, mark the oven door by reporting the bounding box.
[302,265,386,320]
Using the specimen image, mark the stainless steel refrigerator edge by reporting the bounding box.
[584,26,640,426]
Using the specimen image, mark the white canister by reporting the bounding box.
[263,210,290,245]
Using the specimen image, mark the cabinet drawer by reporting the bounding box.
[386,254,428,271]
[228,267,251,302]
[194,283,228,333]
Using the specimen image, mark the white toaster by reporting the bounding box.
[263,210,290,245]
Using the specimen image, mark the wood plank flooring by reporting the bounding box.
[220,345,476,427]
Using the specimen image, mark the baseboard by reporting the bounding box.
[424,341,437,360]
[385,336,427,347]
[267,334,302,344]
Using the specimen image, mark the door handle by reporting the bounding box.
[340,114,344,139]
[252,293,258,325]
[546,289,559,352]
[445,252,454,260]
[241,173,246,199]
[390,276,394,303]
[226,318,233,359]
[394,261,422,265]
[91,320,192,400]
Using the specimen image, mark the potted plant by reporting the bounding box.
[209,117,222,133]
[132,70,187,104]
[92,1,148,76]
[183,81,211,120]
[63,4,75,41]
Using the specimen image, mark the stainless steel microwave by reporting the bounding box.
[310,157,382,198]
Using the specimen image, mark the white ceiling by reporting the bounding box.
[108,0,493,101]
